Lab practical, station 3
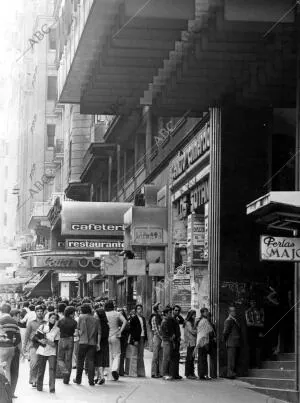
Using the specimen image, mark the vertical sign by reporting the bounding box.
[187,213,207,266]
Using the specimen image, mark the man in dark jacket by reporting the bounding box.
[223,306,241,379]
[161,307,174,380]
[170,305,183,380]
[129,304,147,377]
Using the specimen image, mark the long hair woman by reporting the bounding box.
[94,308,109,385]
[183,309,197,379]
[35,313,60,393]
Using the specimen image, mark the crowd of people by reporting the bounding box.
[0,295,245,400]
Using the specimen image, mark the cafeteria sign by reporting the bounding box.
[260,235,300,261]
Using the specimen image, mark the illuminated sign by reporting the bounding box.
[65,239,124,250]
[70,224,124,232]
[260,236,300,261]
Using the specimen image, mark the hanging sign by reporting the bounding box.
[260,235,300,261]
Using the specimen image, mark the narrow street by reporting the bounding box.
[15,351,284,403]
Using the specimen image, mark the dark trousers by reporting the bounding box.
[227,347,239,377]
[162,341,173,376]
[119,335,128,376]
[248,328,262,368]
[170,341,180,378]
[57,337,74,383]
[11,348,20,395]
[197,347,208,378]
[36,355,57,392]
[76,344,96,384]
[185,346,195,377]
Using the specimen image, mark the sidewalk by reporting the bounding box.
[15,350,287,403]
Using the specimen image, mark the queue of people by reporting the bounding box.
[0,294,268,399]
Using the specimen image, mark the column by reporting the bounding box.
[116,144,121,199]
[295,6,300,394]
[208,107,222,376]
[108,155,112,201]
[145,107,152,174]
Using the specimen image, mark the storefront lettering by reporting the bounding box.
[170,123,210,181]
[260,235,300,261]
[66,239,124,250]
[45,257,72,267]
[71,224,124,231]
[178,179,209,218]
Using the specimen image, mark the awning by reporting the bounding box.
[60,201,132,237]
[246,192,300,231]
[24,271,52,298]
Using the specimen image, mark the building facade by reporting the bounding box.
[15,0,300,401]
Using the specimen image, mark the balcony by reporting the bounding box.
[56,0,194,115]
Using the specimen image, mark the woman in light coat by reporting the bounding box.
[183,310,197,379]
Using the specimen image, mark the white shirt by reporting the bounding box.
[138,315,144,337]
[36,323,60,356]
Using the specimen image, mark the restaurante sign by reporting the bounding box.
[260,235,300,261]
[65,239,124,250]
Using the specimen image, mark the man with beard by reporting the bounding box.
[23,305,46,388]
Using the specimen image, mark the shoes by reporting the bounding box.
[226,375,236,380]
[111,371,119,381]
[89,382,95,386]
[163,376,173,380]
[49,389,55,394]
[187,375,197,380]
[98,378,105,385]
[12,395,17,399]
[32,383,37,388]
[73,378,81,385]
[174,375,182,380]
[151,375,160,378]
[94,378,99,383]
[63,380,69,385]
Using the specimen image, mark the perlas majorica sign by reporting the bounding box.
[260,235,300,261]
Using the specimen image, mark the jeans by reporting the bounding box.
[162,341,173,376]
[108,335,121,378]
[0,347,15,384]
[11,348,20,395]
[151,335,163,376]
[29,347,38,384]
[36,354,57,392]
[170,340,180,378]
[57,337,74,383]
[185,346,195,377]
[75,344,96,384]
[72,340,79,367]
[197,346,208,378]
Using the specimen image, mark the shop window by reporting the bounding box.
[47,76,57,101]
[47,124,56,147]
[48,28,56,50]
